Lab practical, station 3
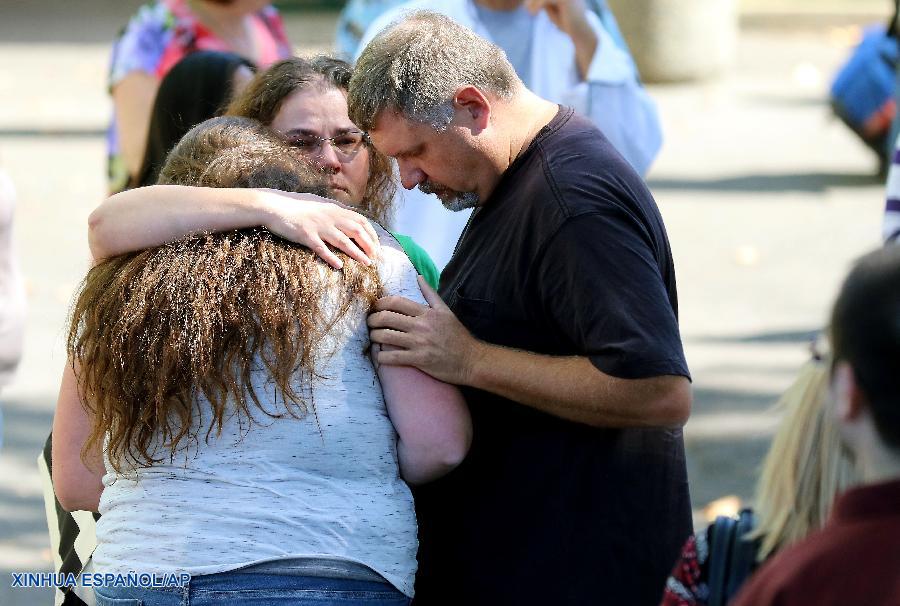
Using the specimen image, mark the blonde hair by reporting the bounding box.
[749,359,858,560]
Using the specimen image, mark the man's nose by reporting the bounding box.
[399,162,425,190]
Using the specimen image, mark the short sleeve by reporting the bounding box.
[108,2,173,89]
[374,224,427,306]
[533,211,689,380]
[389,232,440,290]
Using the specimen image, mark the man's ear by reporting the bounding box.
[833,361,866,422]
[453,86,491,132]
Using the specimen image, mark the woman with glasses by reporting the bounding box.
[89,56,440,290]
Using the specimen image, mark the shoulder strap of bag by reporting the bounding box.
[706,515,737,606]
[724,509,760,601]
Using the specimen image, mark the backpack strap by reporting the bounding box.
[724,509,760,601]
[706,515,737,606]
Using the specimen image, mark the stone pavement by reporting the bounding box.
[0,2,890,604]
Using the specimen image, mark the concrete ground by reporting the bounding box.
[0,1,890,603]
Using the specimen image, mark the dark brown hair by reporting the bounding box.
[69,116,381,472]
[227,56,396,226]
[830,245,900,450]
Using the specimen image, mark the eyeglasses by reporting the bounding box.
[288,131,369,160]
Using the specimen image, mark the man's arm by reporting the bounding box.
[89,185,380,269]
[369,278,690,428]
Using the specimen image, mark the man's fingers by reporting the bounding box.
[369,328,415,348]
[368,310,417,332]
[325,229,371,266]
[376,348,419,367]
[373,295,426,316]
[417,276,448,310]
[309,237,343,269]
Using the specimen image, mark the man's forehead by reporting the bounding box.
[370,110,425,154]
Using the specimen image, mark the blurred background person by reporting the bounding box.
[352,0,660,270]
[130,49,255,189]
[660,351,858,606]
[0,166,26,449]
[107,0,292,193]
[732,246,900,606]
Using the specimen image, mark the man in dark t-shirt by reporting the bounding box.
[349,11,692,606]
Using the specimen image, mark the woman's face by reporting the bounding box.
[270,85,370,206]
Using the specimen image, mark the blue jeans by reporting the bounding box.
[93,572,411,606]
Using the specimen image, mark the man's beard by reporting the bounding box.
[418,181,479,212]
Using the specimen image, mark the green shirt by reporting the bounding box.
[390,232,440,291]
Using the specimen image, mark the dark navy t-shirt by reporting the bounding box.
[414,107,692,606]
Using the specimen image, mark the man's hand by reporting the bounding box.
[367,276,487,385]
[525,0,598,80]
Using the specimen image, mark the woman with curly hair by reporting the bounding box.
[53,116,470,606]
[90,55,440,289]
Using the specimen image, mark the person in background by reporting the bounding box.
[731,246,900,606]
[90,56,440,288]
[0,166,26,448]
[352,0,660,270]
[131,50,255,188]
[108,0,292,193]
[660,353,858,606]
[54,116,471,606]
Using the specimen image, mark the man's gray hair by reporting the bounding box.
[348,11,521,131]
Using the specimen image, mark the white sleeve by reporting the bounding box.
[559,12,663,175]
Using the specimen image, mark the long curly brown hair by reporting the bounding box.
[227,56,397,226]
[69,116,381,472]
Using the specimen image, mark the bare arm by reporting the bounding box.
[89,185,380,269]
[112,71,159,181]
[375,345,472,485]
[368,279,691,428]
[52,362,105,513]
[526,0,598,80]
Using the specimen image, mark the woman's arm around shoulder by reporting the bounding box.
[88,185,381,268]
